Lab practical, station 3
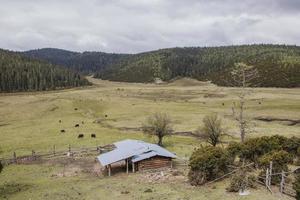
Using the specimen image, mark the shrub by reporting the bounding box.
[294,174,300,200]
[227,142,244,162]
[188,146,231,185]
[283,136,300,157]
[239,135,297,163]
[227,168,257,192]
[258,150,293,184]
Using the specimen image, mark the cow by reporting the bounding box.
[75,124,79,127]
[60,129,65,133]
[78,134,84,138]
[91,134,96,138]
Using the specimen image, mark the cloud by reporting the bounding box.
[0,0,299,53]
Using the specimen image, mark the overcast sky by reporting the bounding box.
[0,0,299,53]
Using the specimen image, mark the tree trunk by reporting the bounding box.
[158,136,163,146]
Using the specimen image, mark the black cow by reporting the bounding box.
[75,124,79,127]
[78,134,84,138]
[91,134,96,138]
[60,129,65,133]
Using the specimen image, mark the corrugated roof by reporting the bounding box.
[131,151,157,162]
[97,139,176,166]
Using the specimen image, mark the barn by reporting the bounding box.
[97,139,177,176]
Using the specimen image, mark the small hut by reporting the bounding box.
[97,139,176,176]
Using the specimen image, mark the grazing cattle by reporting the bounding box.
[74,108,78,111]
[91,134,96,138]
[105,114,108,118]
[78,134,84,138]
[60,129,65,133]
[259,102,262,104]
[75,124,79,127]
[59,120,62,123]
[222,103,225,106]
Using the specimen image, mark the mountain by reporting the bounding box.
[0,49,91,92]
[95,44,300,87]
[23,48,130,74]
[21,45,300,88]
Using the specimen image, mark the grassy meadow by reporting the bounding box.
[0,77,299,199]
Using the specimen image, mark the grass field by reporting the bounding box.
[0,77,299,199]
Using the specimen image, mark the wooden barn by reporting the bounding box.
[97,139,176,176]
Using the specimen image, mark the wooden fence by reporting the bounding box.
[264,161,297,198]
[0,144,114,166]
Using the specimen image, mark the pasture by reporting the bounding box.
[0,77,299,199]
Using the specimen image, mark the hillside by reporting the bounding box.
[95,44,300,87]
[23,48,130,74]
[0,49,90,92]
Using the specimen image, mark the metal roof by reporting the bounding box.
[97,139,176,166]
[131,151,158,162]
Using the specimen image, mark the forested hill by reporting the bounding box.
[23,48,130,74]
[0,49,91,92]
[95,44,300,87]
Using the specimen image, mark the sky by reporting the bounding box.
[0,0,299,53]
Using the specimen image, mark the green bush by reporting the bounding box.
[258,150,293,184]
[188,146,231,185]
[294,174,300,200]
[227,169,257,192]
[239,135,299,163]
[283,136,300,157]
[227,142,244,162]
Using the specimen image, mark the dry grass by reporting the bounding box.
[0,77,299,199]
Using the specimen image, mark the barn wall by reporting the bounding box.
[137,156,172,171]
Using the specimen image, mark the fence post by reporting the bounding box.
[68,144,72,157]
[265,168,269,187]
[13,152,17,163]
[269,161,273,186]
[53,145,56,156]
[280,170,285,194]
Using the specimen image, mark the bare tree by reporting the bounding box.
[142,113,173,146]
[231,62,259,143]
[195,114,225,146]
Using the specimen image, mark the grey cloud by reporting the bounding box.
[0,0,299,53]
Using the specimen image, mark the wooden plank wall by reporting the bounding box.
[137,156,172,171]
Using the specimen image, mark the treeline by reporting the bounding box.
[0,49,91,92]
[95,44,300,87]
[23,48,130,74]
